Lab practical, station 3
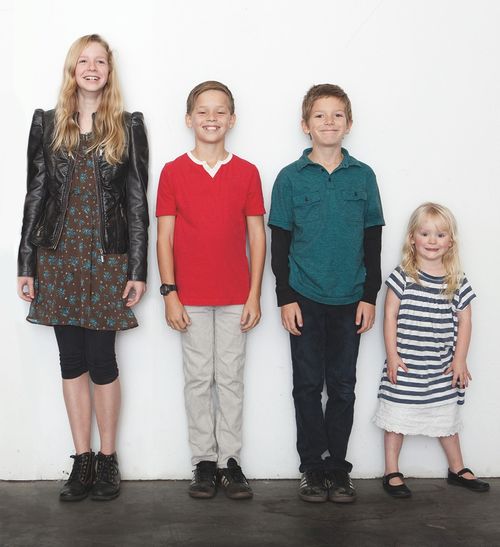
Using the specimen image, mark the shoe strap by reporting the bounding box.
[384,472,404,481]
[456,467,473,477]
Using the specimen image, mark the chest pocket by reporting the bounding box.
[341,189,367,222]
[293,190,321,224]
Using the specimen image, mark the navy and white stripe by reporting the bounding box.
[377,266,476,408]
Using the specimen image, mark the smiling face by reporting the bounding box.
[411,214,453,267]
[301,96,352,148]
[185,90,235,145]
[74,41,110,95]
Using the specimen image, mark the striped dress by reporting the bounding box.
[373,266,476,436]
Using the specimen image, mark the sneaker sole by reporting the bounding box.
[59,493,89,502]
[188,489,217,499]
[328,494,357,503]
[224,490,253,500]
[299,493,328,503]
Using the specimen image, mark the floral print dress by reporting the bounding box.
[27,135,137,331]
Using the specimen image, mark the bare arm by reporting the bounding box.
[157,215,190,331]
[383,289,408,384]
[240,216,266,332]
[445,305,473,387]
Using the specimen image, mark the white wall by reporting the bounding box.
[2,0,499,479]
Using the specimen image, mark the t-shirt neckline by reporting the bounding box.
[187,151,233,178]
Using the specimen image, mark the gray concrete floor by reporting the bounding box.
[0,479,498,547]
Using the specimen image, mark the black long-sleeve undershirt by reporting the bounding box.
[270,224,382,307]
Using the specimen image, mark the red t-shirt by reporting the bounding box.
[156,153,266,305]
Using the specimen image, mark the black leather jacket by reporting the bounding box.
[18,109,149,281]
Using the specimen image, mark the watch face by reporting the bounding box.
[160,284,176,295]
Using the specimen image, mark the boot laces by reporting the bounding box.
[95,455,116,483]
[68,454,89,482]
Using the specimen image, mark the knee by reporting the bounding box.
[59,350,87,380]
[87,357,119,385]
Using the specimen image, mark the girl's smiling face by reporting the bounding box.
[74,42,110,94]
[411,215,453,266]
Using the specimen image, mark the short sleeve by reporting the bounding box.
[364,168,385,229]
[244,165,266,215]
[268,169,293,230]
[155,163,177,217]
[385,266,406,300]
[456,276,476,311]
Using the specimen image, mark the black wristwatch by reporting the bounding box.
[160,283,177,296]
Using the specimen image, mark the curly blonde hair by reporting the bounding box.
[51,34,125,164]
[401,202,462,299]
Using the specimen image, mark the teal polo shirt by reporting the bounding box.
[268,148,385,305]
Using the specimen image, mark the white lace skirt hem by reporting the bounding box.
[373,399,462,437]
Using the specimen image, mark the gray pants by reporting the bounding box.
[181,305,246,467]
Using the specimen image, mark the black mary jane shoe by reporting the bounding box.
[447,468,490,492]
[382,472,412,498]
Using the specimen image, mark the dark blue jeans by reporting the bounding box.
[290,295,360,473]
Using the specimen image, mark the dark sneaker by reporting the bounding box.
[326,469,357,503]
[189,461,218,499]
[90,452,121,501]
[59,451,95,501]
[298,470,328,503]
[218,458,253,500]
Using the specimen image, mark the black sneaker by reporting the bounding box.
[218,458,253,500]
[298,470,328,503]
[90,452,121,501]
[189,461,218,499]
[59,451,95,502]
[326,469,357,503]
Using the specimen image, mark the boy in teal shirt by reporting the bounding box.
[269,84,384,503]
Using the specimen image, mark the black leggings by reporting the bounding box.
[54,326,118,385]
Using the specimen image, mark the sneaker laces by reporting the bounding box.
[195,462,216,484]
[226,463,247,484]
[304,470,325,488]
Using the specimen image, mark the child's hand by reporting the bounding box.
[356,301,375,334]
[386,354,408,384]
[164,292,191,332]
[17,276,35,301]
[122,280,147,307]
[445,360,472,388]
[241,296,261,333]
[281,302,303,336]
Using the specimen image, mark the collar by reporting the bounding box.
[296,147,361,171]
[187,151,233,178]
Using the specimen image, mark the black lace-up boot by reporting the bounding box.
[59,451,95,502]
[218,458,253,500]
[90,452,121,501]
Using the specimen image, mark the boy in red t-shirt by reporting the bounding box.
[156,81,266,499]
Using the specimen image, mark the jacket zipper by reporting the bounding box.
[50,157,76,250]
[92,150,107,261]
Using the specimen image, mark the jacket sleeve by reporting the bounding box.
[125,112,149,281]
[17,109,47,277]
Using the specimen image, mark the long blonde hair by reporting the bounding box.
[401,202,462,299]
[51,34,126,164]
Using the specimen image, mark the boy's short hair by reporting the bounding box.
[186,81,235,115]
[302,84,352,124]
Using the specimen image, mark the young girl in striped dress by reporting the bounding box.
[374,203,489,497]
